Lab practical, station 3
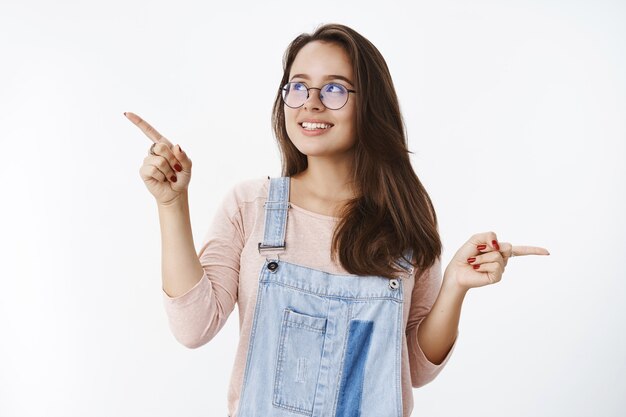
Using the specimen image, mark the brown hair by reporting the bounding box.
[271,23,442,279]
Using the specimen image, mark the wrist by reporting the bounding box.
[157,192,189,211]
[441,273,470,299]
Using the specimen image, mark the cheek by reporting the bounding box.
[339,102,356,124]
[284,107,298,125]
[338,110,356,133]
[284,108,299,139]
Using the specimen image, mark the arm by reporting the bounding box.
[158,192,205,298]
[161,186,244,349]
[416,274,466,365]
[416,232,550,365]
[405,257,458,388]
[126,111,244,348]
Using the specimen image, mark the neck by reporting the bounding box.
[294,153,357,202]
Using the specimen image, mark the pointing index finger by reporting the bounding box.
[511,245,550,257]
[124,112,173,147]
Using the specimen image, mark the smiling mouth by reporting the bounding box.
[299,122,334,130]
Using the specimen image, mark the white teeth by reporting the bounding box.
[301,122,332,130]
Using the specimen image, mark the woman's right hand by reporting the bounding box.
[125,112,193,206]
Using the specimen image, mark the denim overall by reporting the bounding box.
[235,177,414,417]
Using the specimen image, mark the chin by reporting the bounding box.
[295,142,355,159]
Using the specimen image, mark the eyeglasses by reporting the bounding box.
[281,82,357,110]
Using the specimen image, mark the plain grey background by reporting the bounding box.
[1,0,624,416]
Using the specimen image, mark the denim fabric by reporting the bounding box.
[335,320,374,417]
[237,177,413,417]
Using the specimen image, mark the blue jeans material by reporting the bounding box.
[236,177,413,417]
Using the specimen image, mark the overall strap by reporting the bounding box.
[393,248,415,276]
[258,176,414,277]
[258,176,290,254]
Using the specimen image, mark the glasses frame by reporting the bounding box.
[281,81,357,110]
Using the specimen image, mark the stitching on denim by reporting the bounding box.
[259,280,403,303]
[273,307,324,415]
[335,319,373,417]
[237,273,267,415]
[273,309,290,410]
[395,295,403,417]
[331,302,353,416]
[285,321,326,333]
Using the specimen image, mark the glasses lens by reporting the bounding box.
[282,82,308,108]
[320,83,348,109]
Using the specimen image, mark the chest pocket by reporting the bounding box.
[273,308,328,414]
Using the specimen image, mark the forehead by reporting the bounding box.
[289,41,353,81]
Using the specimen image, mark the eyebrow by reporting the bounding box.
[289,73,354,86]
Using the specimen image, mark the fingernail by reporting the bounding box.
[170,175,177,182]
[492,240,500,250]
[467,257,476,264]
[477,244,487,251]
[473,264,480,270]
[124,112,127,116]
[174,164,182,172]
[178,145,183,153]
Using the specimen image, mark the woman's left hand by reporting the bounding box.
[443,231,550,291]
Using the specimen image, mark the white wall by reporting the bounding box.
[1,0,624,416]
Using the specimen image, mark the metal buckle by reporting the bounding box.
[258,242,286,253]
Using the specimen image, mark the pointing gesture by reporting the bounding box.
[444,231,550,290]
[508,245,550,258]
[126,111,175,148]
[125,112,193,206]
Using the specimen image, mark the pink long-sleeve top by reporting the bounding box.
[162,176,456,417]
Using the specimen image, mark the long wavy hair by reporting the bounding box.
[272,23,442,279]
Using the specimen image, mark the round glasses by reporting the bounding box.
[281,82,356,110]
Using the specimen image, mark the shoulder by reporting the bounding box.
[225,176,269,203]
[414,256,443,283]
[216,176,271,217]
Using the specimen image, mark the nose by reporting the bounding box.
[303,88,325,111]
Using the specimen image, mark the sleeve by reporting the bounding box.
[405,256,458,388]
[161,184,245,349]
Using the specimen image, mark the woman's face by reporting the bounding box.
[285,41,357,159]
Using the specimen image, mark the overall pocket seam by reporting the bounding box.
[273,308,327,415]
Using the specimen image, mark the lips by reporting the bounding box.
[300,121,333,130]
[298,119,334,126]
[298,122,332,136]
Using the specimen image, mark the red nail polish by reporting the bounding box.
[174,164,182,172]
[467,257,476,263]
[473,264,480,270]
[170,175,177,182]
[477,244,487,250]
[492,240,500,250]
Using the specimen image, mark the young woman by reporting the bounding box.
[126,23,549,417]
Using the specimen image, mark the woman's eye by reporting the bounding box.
[326,83,344,93]
[293,82,307,91]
